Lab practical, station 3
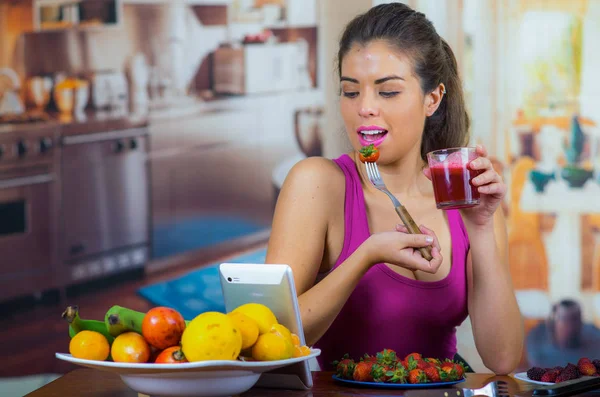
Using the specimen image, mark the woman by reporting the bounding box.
[266,3,523,375]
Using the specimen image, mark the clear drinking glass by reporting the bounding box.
[427,147,483,210]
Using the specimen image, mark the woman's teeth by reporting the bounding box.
[361,130,387,142]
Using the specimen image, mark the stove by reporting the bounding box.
[0,122,59,302]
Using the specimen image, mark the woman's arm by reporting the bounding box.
[465,208,524,375]
[265,157,372,345]
[267,157,439,345]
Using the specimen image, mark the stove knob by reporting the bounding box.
[113,140,125,153]
[17,140,27,158]
[129,138,138,150]
[0,145,4,159]
[39,137,53,154]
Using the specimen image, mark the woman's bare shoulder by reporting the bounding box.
[282,156,347,195]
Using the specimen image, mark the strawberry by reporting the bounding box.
[416,359,432,370]
[353,360,375,382]
[376,349,398,366]
[405,352,423,362]
[541,369,560,383]
[578,358,597,376]
[424,366,447,383]
[425,357,442,366]
[332,354,356,380]
[362,354,378,363]
[408,368,428,384]
[387,365,408,383]
[371,363,395,383]
[453,362,466,378]
[359,144,380,163]
[404,356,421,371]
[440,362,459,381]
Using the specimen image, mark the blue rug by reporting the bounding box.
[152,215,269,259]
[138,247,267,320]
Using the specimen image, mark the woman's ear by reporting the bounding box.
[425,83,445,117]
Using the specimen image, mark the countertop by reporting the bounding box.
[0,88,324,137]
[0,109,149,137]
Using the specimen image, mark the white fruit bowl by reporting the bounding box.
[56,348,320,397]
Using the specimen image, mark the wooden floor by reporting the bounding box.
[0,241,267,378]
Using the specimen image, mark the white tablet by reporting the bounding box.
[218,263,313,390]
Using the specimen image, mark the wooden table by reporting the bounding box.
[24,369,597,397]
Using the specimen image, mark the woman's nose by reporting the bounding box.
[358,96,380,117]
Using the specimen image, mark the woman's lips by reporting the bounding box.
[358,130,388,147]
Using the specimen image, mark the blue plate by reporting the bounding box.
[332,375,466,389]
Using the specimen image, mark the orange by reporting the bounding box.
[69,330,110,361]
[293,345,311,358]
[291,333,301,347]
[111,332,151,363]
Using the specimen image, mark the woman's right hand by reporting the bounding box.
[365,224,443,273]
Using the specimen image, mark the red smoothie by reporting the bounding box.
[430,161,483,209]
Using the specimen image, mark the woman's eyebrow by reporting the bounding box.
[374,75,404,84]
[339,75,405,84]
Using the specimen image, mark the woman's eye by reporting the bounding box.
[343,91,358,98]
[380,91,399,98]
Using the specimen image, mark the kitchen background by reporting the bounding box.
[1,0,600,394]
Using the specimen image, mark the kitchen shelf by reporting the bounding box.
[123,0,232,4]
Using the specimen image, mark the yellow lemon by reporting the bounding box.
[227,311,259,350]
[181,312,242,362]
[251,332,294,361]
[69,330,110,361]
[232,303,277,334]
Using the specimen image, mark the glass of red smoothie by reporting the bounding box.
[427,147,483,210]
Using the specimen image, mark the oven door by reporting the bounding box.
[61,130,149,262]
[0,173,54,282]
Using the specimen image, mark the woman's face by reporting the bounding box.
[339,40,431,164]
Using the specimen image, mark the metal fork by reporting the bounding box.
[364,162,433,261]
[404,380,510,397]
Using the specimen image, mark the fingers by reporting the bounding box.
[478,182,507,196]
[394,226,434,247]
[469,156,493,172]
[471,169,499,186]
[397,246,443,274]
[470,166,506,198]
[396,224,441,252]
[418,225,441,252]
[476,144,488,157]
[422,166,432,180]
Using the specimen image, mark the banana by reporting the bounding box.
[62,305,115,344]
[104,305,147,337]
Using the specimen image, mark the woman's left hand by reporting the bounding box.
[424,144,506,228]
[459,144,506,227]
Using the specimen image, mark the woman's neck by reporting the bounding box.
[354,150,430,198]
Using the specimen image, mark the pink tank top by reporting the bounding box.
[314,154,469,369]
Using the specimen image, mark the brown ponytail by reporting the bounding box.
[337,3,471,161]
[421,39,470,160]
